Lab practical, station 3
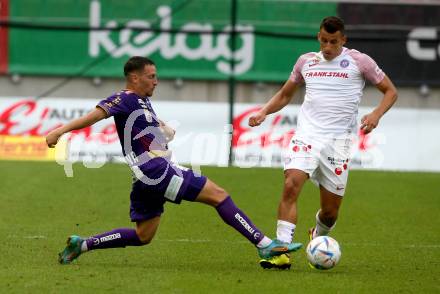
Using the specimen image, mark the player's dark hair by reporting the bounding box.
[320,16,345,35]
[124,56,155,76]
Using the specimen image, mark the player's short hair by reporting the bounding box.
[124,56,155,77]
[320,16,345,35]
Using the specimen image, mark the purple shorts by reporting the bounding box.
[129,160,207,222]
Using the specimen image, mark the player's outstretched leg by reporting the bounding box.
[216,196,302,259]
[58,228,145,264]
[195,179,302,260]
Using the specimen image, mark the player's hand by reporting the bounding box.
[248,111,266,127]
[360,111,381,134]
[160,124,175,142]
[46,129,62,148]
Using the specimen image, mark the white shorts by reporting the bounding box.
[283,134,353,196]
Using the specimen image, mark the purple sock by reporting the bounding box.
[215,196,265,245]
[85,228,144,250]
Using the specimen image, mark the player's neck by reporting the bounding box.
[322,47,344,61]
[125,85,146,97]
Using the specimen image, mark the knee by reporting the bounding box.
[209,185,228,206]
[213,185,228,198]
[197,180,228,207]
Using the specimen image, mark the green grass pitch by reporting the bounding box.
[1,160,439,293]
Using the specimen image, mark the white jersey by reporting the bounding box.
[290,47,385,137]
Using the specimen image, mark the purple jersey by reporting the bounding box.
[97,90,168,171]
[98,90,207,219]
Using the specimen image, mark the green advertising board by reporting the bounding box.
[8,0,335,81]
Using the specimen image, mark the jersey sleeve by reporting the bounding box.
[97,92,128,117]
[289,54,308,84]
[357,53,385,85]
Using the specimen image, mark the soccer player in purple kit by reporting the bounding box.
[46,56,302,265]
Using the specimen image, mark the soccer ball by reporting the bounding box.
[306,236,341,270]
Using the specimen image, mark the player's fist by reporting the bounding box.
[46,129,62,148]
[248,111,266,127]
[360,111,381,134]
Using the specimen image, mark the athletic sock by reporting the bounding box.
[85,228,144,251]
[257,236,272,248]
[81,241,88,252]
[216,196,265,246]
[315,210,335,236]
[276,220,296,243]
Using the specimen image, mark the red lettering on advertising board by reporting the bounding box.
[0,100,40,135]
[0,100,118,143]
[233,107,294,148]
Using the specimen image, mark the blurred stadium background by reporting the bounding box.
[0,1,439,292]
[1,0,440,171]
[0,0,439,171]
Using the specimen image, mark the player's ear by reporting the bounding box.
[317,32,321,41]
[341,34,347,45]
[129,72,139,83]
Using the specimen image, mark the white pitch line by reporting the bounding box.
[23,235,47,239]
[7,234,48,239]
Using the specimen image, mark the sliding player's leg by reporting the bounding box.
[194,178,302,259]
[58,217,160,264]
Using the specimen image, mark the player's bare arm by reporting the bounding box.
[248,79,300,127]
[46,107,107,148]
[361,75,398,134]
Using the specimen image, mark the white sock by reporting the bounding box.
[257,236,272,248]
[80,240,88,252]
[315,210,335,237]
[276,220,296,243]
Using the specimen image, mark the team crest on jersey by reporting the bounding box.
[340,59,349,68]
[308,58,320,67]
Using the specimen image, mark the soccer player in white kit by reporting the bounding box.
[248,16,398,269]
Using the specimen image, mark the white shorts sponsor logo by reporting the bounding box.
[164,175,184,201]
